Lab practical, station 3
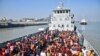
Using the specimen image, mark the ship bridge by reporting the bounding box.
[49,0,74,31]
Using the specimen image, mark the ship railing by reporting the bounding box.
[76,30,99,56]
[84,38,99,56]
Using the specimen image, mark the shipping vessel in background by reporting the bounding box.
[0,18,48,28]
[80,18,87,25]
[0,0,99,56]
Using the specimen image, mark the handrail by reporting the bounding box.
[77,29,99,56]
[84,38,99,56]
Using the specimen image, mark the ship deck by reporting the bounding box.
[0,29,99,56]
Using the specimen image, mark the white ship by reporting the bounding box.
[0,0,99,56]
[49,0,74,31]
[48,0,99,55]
[80,18,87,25]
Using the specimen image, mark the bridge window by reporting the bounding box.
[60,10,62,13]
[57,11,60,14]
[66,10,68,13]
[63,10,65,13]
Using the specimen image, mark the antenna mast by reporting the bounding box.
[61,0,64,8]
[59,0,64,9]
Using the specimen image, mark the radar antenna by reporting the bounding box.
[61,0,64,8]
[57,0,64,9]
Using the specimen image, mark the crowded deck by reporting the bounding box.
[0,0,98,56]
[0,30,97,56]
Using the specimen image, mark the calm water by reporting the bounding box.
[0,25,48,43]
[0,22,100,55]
[76,22,100,55]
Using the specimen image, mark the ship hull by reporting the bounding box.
[80,22,87,25]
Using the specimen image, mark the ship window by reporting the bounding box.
[63,10,65,13]
[66,25,69,27]
[60,10,62,13]
[66,10,68,13]
[52,17,56,21]
[62,25,64,27]
[57,11,59,14]
[58,24,60,27]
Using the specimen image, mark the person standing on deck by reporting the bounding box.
[79,35,84,47]
[82,46,87,56]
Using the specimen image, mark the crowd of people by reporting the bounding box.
[0,30,96,56]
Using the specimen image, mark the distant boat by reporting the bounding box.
[80,18,87,25]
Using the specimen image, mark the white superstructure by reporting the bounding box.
[81,18,87,23]
[49,0,75,31]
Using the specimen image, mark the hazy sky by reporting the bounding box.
[0,0,100,21]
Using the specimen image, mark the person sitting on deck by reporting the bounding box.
[87,50,96,56]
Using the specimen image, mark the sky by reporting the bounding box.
[0,0,100,22]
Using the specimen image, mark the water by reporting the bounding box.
[0,22,100,55]
[0,25,48,43]
[76,22,100,55]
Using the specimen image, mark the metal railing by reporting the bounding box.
[77,30,99,56]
